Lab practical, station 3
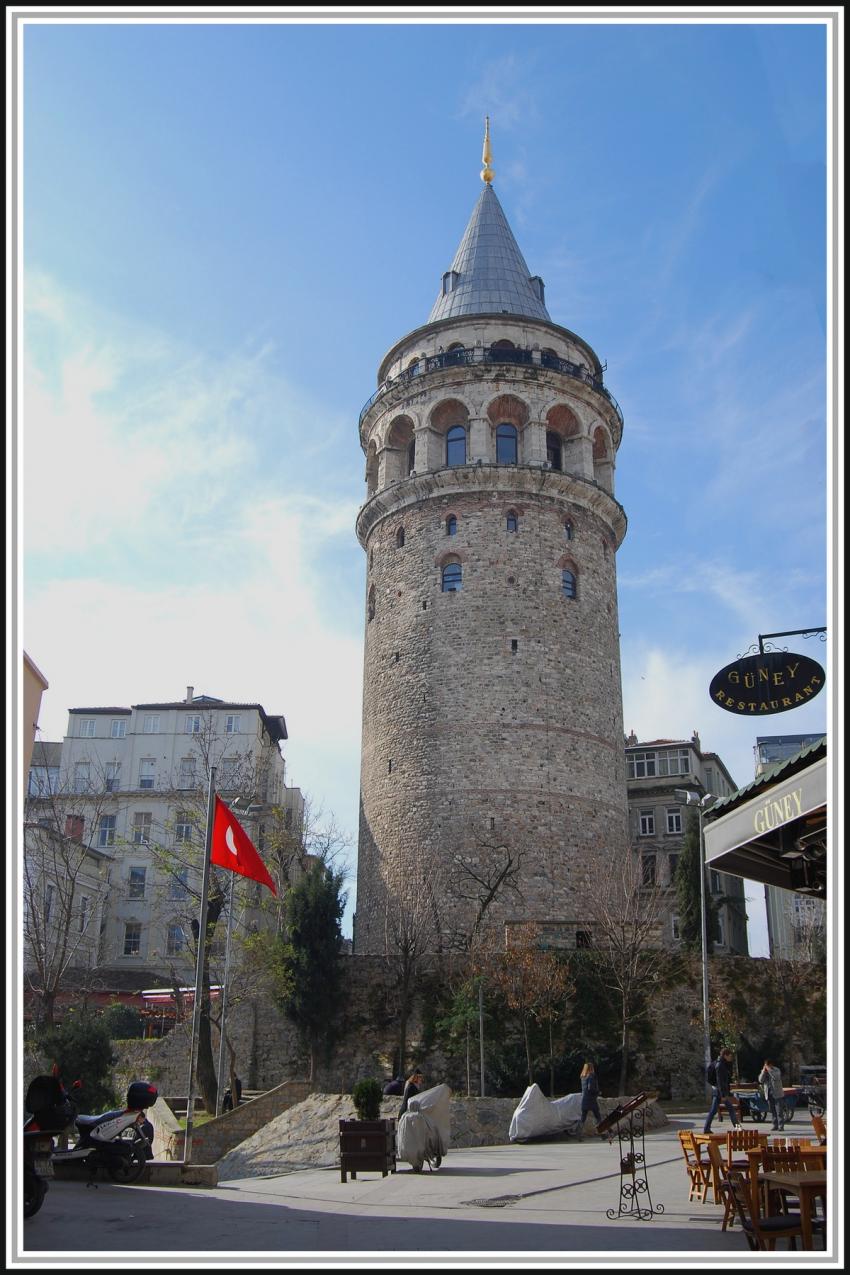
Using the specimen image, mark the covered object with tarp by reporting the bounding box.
[702,736,826,898]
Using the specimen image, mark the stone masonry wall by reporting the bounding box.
[112,952,824,1108]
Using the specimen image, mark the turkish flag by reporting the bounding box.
[210,796,277,896]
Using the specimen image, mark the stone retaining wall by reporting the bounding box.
[167,1079,314,1164]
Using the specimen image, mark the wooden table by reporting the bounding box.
[760,1171,826,1250]
[692,1133,728,1202]
[746,1145,826,1214]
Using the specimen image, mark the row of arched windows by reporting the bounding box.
[368,566,579,612]
[392,515,575,540]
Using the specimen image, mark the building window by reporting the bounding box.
[174,814,193,844]
[128,866,147,899]
[65,814,85,841]
[166,924,186,956]
[97,815,116,848]
[671,914,681,941]
[641,854,656,885]
[178,757,197,789]
[78,719,96,738]
[367,586,376,622]
[561,569,577,599]
[132,813,152,845]
[169,870,190,901]
[79,895,90,933]
[73,762,91,794]
[225,714,241,734]
[446,515,457,536]
[143,714,160,734]
[185,715,202,734]
[666,807,683,834]
[396,526,405,548]
[546,431,562,471]
[441,561,462,592]
[668,853,680,885]
[446,425,467,467]
[110,719,127,738]
[28,765,60,796]
[407,440,416,474]
[710,870,721,894]
[44,883,54,923]
[219,757,238,788]
[564,519,574,540]
[138,758,155,789]
[627,752,657,779]
[105,762,121,792]
[123,923,142,957]
[638,809,655,836]
[575,930,592,949]
[495,423,518,464]
[506,511,518,533]
[657,749,691,777]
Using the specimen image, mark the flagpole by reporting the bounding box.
[184,766,217,1163]
[215,870,236,1117]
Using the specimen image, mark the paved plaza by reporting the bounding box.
[19,1116,836,1262]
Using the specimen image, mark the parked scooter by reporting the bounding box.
[51,1080,158,1186]
[396,1083,451,1173]
[23,1072,78,1218]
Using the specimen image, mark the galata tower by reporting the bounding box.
[354,123,629,954]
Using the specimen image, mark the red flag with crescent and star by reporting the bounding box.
[210,795,277,896]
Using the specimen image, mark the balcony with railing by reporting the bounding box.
[359,345,624,431]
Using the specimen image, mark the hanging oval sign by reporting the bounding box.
[709,651,826,715]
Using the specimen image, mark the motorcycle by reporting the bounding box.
[51,1080,158,1186]
[23,1072,78,1218]
[396,1083,451,1173]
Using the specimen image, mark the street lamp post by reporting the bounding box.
[675,788,714,1093]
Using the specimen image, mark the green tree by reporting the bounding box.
[252,862,346,1082]
[39,1005,117,1111]
[675,810,718,954]
[101,1001,145,1040]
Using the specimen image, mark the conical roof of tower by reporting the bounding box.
[428,183,551,323]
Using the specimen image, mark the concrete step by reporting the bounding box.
[52,1158,217,1187]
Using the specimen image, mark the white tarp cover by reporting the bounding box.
[508,1084,584,1142]
[396,1083,452,1169]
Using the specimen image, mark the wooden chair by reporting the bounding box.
[811,1114,827,1144]
[761,1145,826,1237]
[726,1126,761,1170]
[706,1139,735,1230]
[678,1130,710,1203]
[720,1170,803,1251]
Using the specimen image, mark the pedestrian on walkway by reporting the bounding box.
[703,1047,739,1133]
[579,1061,604,1137]
[758,1058,786,1130]
[399,1071,424,1116]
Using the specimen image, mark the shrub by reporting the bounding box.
[38,1006,118,1111]
[101,1002,145,1040]
[352,1077,383,1121]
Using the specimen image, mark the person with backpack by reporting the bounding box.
[703,1047,739,1133]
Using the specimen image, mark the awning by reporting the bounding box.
[703,749,826,897]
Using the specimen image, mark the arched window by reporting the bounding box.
[546,431,563,472]
[562,569,577,599]
[446,425,467,467]
[496,422,518,465]
[407,440,416,475]
[368,586,376,621]
[564,519,574,540]
[506,511,518,533]
[442,561,462,592]
[396,527,405,548]
[446,515,457,536]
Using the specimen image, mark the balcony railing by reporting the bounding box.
[359,345,623,430]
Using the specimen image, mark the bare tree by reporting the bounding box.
[447,823,524,953]
[382,866,443,1077]
[580,842,675,1096]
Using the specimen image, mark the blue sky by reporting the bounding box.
[20,15,833,951]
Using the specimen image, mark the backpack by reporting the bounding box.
[706,1060,718,1086]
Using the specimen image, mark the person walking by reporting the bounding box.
[758,1058,786,1130]
[399,1071,424,1116]
[579,1061,604,1138]
[703,1047,739,1133]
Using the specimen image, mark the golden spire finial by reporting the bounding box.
[481,116,494,184]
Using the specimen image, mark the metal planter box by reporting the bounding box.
[339,1118,396,1183]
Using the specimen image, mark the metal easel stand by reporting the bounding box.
[605,1107,664,1221]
